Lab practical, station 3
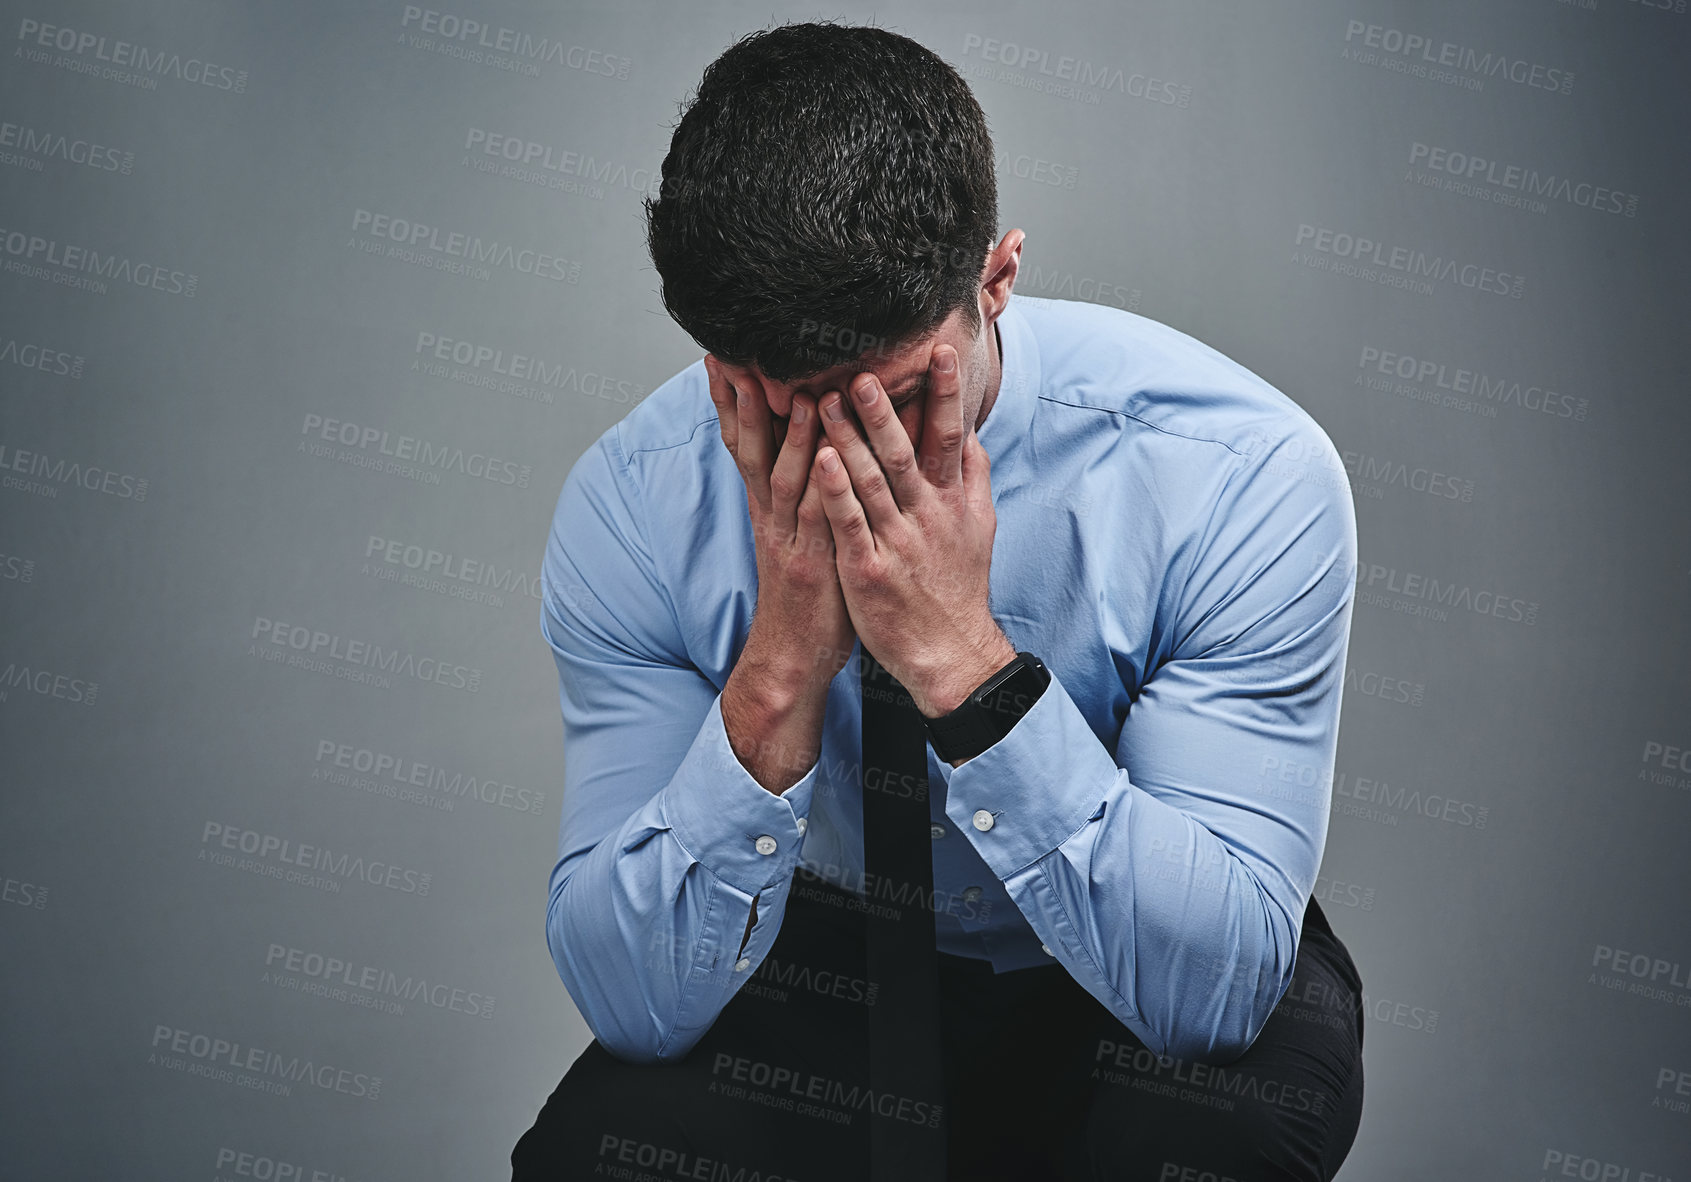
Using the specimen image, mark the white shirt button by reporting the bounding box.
[929,824,946,840]
[735,957,752,972]
[754,834,777,856]
[962,886,983,903]
[795,818,807,835]
[971,809,995,832]
[1041,943,1055,957]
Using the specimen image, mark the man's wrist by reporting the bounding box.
[734,630,836,713]
[722,659,829,794]
[912,628,1019,719]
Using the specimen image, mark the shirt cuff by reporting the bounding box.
[943,669,1117,879]
[661,693,817,898]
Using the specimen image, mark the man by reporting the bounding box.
[516,20,1365,1182]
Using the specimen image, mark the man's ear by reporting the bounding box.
[979,229,1025,325]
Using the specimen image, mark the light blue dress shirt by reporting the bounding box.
[539,294,1357,1065]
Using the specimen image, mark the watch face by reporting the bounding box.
[927,655,1047,762]
[982,660,1047,722]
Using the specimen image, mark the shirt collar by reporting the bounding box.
[976,293,1040,475]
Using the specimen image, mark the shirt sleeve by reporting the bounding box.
[540,428,819,1064]
[944,418,1357,1064]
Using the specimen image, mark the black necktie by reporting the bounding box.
[860,647,948,1178]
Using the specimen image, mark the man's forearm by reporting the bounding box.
[544,673,823,1060]
[720,656,828,950]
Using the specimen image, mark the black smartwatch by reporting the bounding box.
[923,652,1051,763]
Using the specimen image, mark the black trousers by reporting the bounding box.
[513,869,1365,1181]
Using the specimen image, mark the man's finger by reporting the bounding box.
[735,366,774,511]
[844,371,924,511]
[769,393,818,540]
[919,344,965,490]
[963,426,992,511]
[703,355,738,457]
[794,451,833,561]
[821,384,904,536]
[814,445,876,564]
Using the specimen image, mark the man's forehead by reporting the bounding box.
[795,366,924,396]
[769,346,932,398]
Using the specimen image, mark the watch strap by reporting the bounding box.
[924,652,1049,763]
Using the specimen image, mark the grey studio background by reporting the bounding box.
[1,0,1687,1178]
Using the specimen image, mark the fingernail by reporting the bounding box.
[825,396,846,423]
[792,401,807,425]
[736,385,748,407]
[852,378,876,404]
[821,450,840,473]
[935,349,956,374]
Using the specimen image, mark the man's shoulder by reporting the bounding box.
[608,358,717,461]
[549,358,717,545]
[1016,295,1326,459]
